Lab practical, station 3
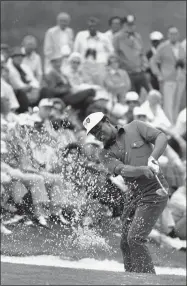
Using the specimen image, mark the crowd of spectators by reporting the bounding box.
[1,12,186,244]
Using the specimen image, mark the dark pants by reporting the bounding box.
[120,175,168,274]
[129,71,151,95]
[14,89,29,114]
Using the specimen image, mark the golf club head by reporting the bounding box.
[156,188,168,197]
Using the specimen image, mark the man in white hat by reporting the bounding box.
[146,31,164,90]
[83,112,169,274]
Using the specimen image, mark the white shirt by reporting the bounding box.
[43,26,74,73]
[141,100,172,129]
[22,52,43,83]
[171,43,180,59]
[173,108,186,136]
[1,78,20,110]
[181,39,186,53]
[7,58,40,90]
[74,30,114,64]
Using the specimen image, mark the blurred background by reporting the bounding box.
[1,0,186,55]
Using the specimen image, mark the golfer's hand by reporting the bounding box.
[141,166,155,179]
[148,156,159,174]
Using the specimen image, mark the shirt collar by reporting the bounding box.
[87,31,100,40]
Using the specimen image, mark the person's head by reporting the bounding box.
[122,15,136,34]
[168,26,179,44]
[22,35,38,55]
[83,112,117,145]
[107,54,120,70]
[88,17,99,36]
[38,99,54,120]
[68,52,82,71]
[147,89,162,107]
[11,47,25,66]
[108,16,122,33]
[50,98,66,119]
[125,91,140,110]
[1,96,10,114]
[50,54,63,71]
[133,106,148,122]
[57,12,71,30]
[150,31,164,48]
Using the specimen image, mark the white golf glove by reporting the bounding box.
[148,156,159,174]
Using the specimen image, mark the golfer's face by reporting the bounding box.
[91,121,112,144]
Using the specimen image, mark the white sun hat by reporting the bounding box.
[133,106,147,117]
[125,91,139,101]
[38,98,53,108]
[83,112,104,135]
[150,31,164,41]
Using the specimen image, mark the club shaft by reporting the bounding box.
[155,174,168,195]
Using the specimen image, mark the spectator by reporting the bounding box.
[181,38,186,53]
[74,16,113,64]
[41,54,95,119]
[113,15,150,95]
[1,64,20,112]
[140,89,171,129]
[169,175,186,240]
[7,47,40,111]
[132,106,148,122]
[104,16,122,45]
[63,52,85,88]
[21,35,43,84]
[1,126,50,227]
[103,54,131,103]
[146,31,164,90]
[151,26,186,124]
[172,107,186,138]
[44,12,74,74]
[118,91,140,124]
[1,43,10,62]
[81,49,106,86]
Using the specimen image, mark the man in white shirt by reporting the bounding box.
[104,16,122,47]
[151,27,186,124]
[43,12,74,74]
[21,35,43,84]
[7,47,40,111]
[74,16,114,64]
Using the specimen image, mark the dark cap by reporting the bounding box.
[1,43,9,50]
[11,47,25,58]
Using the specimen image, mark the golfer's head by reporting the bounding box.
[83,112,115,144]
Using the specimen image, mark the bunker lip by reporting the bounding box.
[1,255,186,276]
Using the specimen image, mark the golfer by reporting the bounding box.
[83,112,169,274]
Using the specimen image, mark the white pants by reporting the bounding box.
[162,78,186,124]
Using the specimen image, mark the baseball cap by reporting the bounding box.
[11,47,25,58]
[150,31,164,41]
[38,98,53,108]
[83,112,104,135]
[125,91,139,101]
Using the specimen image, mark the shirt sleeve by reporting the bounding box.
[99,148,124,175]
[135,120,162,143]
